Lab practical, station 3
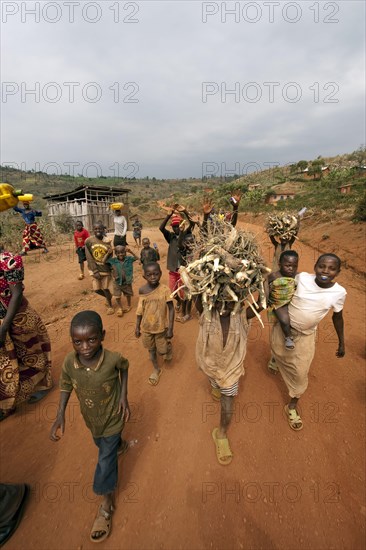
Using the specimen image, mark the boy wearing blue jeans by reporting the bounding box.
[50,311,130,543]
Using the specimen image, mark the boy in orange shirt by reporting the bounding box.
[135,262,174,386]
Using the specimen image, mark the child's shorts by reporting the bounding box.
[168,271,184,299]
[141,331,172,358]
[76,247,86,264]
[209,378,239,397]
[92,273,112,292]
[112,282,133,298]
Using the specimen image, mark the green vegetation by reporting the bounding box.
[54,212,75,233]
[0,147,364,245]
[353,193,366,222]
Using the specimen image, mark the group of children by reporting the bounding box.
[74,220,160,317]
[49,206,346,543]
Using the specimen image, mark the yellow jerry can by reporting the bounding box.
[110,202,124,210]
[18,194,34,202]
[0,183,24,212]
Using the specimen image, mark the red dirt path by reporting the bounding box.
[1,218,365,550]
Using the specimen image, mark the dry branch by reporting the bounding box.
[175,215,269,322]
[265,212,299,241]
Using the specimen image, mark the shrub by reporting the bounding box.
[54,212,75,233]
[353,192,366,221]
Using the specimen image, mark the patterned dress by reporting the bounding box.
[13,206,47,252]
[0,251,52,417]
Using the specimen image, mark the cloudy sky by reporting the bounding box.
[1,1,365,178]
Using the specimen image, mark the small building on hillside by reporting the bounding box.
[338,183,353,194]
[265,191,296,204]
[301,166,330,178]
[248,183,261,191]
[350,165,366,178]
[44,185,130,231]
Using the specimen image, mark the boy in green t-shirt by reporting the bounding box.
[107,245,138,317]
[50,311,130,544]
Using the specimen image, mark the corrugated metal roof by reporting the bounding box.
[44,184,131,202]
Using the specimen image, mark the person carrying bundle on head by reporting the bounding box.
[184,205,268,466]
[267,213,299,271]
[159,204,193,313]
[13,201,48,255]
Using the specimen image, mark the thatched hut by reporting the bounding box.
[44,185,131,231]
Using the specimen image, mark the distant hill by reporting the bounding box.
[1,146,365,223]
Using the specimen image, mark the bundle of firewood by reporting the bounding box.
[266,213,299,241]
[174,216,269,323]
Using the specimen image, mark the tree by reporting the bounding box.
[245,189,265,204]
[308,160,324,180]
[297,160,308,172]
[353,192,366,221]
[289,164,297,174]
[351,145,366,166]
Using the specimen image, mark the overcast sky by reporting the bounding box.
[1,1,365,179]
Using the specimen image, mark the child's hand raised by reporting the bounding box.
[202,197,213,215]
[169,203,179,214]
[231,190,242,204]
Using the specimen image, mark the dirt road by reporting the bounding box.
[1,220,365,550]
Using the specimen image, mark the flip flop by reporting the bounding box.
[122,307,132,313]
[211,428,233,465]
[284,405,303,431]
[116,308,123,317]
[285,337,295,350]
[0,409,16,422]
[148,370,162,386]
[106,308,115,315]
[28,389,50,404]
[267,357,278,374]
[176,315,192,323]
[90,505,112,543]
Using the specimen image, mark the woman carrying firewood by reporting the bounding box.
[178,201,268,465]
[267,213,300,271]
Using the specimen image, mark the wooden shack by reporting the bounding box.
[338,183,352,194]
[265,191,296,204]
[44,185,131,231]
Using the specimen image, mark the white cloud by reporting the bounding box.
[1,0,365,178]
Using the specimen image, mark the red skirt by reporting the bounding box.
[22,223,46,251]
